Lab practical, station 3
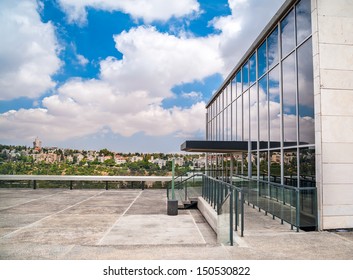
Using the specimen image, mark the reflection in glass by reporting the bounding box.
[298,38,314,145]
[249,53,256,85]
[258,41,267,78]
[259,152,268,180]
[227,83,232,107]
[219,110,224,141]
[259,75,268,145]
[270,150,281,184]
[268,27,279,69]
[281,9,295,57]
[236,97,242,141]
[232,100,236,141]
[249,85,258,141]
[236,71,242,98]
[224,86,228,108]
[282,52,297,143]
[243,90,249,141]
[251,152,258,179]
[269,66,280,146]
[296,0,311,44]
[231,78,236,102]
[284,149,298,187]
[299,147,315,187]
[242,62,249,91]
[228,106,232,141]
[243,152,248,175]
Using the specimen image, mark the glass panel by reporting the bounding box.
[212,117,217,141]
[225,106,229,141]
[224,87,228,108]
[258,40,267,77]
[296,0,312,44]
[259,151,269,180]
[219,113,222,141]
[236,71,242,98]
[242,62,249,91]
[243,90,250,141]
[283,149,298,187]
[268,27,279,69]
[213,98,218,117]
[219,108,222,141]
[299,147,315,187]
[231,77,236,102]
[217,96,220,116]
[270,150,281,184]
[251,152,258,179]
[282,52,297,144]
[242,152,248,175]
[298,38,315,145]
[249,84,258,142]
[249,53,257,85]
[213,117,217,141]
[234,153,242,175]
[281,9,295,57]
[269,66,281,147]
[232,100,236,141]
[217,191,232,246]
[299,188,317,228]
[259,75,268,146]
[236,96,242,141]
[227,84,231,107]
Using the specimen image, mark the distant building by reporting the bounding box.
[150,158,167,168]
[131,156,143,163]
[33,137,42,151]
[115,155,127,165]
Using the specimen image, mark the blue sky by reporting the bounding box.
[0,0,285,153]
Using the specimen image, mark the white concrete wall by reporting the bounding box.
[312,0,353,229]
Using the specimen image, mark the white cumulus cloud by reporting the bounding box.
[0,0,61,100]
[57,0,200,25]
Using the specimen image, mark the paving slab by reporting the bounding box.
[99,214,206,245]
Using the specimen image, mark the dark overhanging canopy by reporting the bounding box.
[180,140,301,153]
[181,140,250,153]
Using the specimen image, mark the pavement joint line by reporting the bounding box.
[0,190,65,211]
[0,190,106,240]
[189,210,207,244]
[96,190,143,245]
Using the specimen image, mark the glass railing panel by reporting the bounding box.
[299,188,317,229]
[217,192,233,246]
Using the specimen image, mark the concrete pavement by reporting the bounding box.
[0,188,352,259]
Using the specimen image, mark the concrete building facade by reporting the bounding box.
[311,0,353,229]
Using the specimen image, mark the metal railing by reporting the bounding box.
[238,175,317,231]
[167,171,318,245]
[167,172,245,245]
[0,175,173,190]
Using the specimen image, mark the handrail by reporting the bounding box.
[0,175,173,190]
[0,175,173,182]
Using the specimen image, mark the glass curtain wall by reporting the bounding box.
[206,0,315,188]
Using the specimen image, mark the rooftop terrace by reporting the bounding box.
[1,187,353,260]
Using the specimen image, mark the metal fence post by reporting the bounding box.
[230,188,234,246]
[296,189,300,232]
[241,189,244,237]
[235,189,238,232]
